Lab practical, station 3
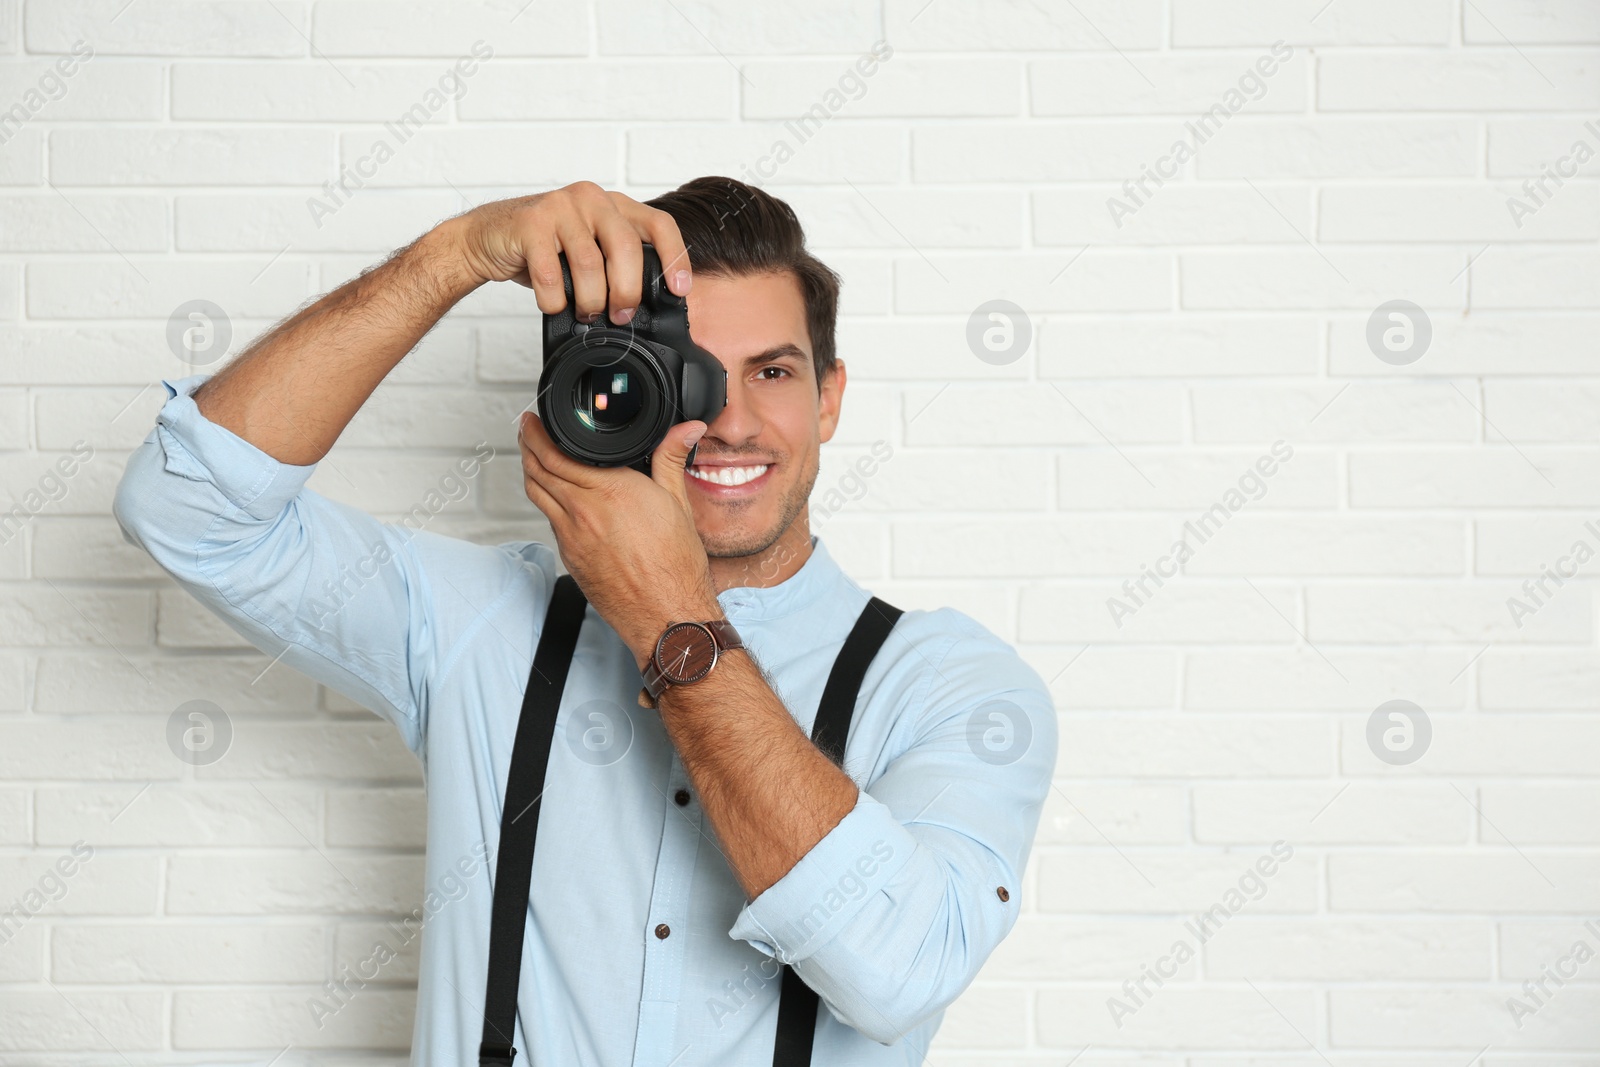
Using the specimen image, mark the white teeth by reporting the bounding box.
[689,464,769,487]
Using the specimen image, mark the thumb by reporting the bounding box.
[652,421,706,501]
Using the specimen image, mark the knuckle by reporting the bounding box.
[608,242,644,280]
[531,262,563,290]
[515,215,554,247]
[648,209,682,239]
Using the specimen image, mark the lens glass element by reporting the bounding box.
[575,367,643,432]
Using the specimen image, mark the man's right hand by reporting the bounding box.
[191,181,688,467]
[450,181,693,327]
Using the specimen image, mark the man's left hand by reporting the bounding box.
[518,409,722,671]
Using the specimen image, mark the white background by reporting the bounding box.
[2,0,1599,1062]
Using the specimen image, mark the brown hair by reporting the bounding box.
[647,177,840,388]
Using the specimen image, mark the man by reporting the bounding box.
[114,177,1057,1065]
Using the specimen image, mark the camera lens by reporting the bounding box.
[538,333,674,469]
[575,367,643,432]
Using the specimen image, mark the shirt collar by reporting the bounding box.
[716,534,850,624]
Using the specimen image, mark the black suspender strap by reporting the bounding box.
[477,580,903,1067]
[479,573,588,1067]
[772,595,904,1067]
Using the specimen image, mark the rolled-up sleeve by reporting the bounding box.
[112,374,515,754]
[728,617,1058,1045]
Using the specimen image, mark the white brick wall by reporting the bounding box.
[0,0,1597,1062]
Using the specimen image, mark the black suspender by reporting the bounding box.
[479,574,589,1067]
[770,595,903,1067]
[478,574,903,1067]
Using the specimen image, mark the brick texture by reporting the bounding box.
[1,0,1597,1060]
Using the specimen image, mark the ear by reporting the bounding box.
[817,358,846,444]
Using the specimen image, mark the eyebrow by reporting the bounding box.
[742,343,809,372]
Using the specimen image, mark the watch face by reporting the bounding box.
[656,622,718,685]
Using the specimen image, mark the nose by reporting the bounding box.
[702,368,763,449]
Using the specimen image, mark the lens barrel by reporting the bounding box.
[538,329,676,468]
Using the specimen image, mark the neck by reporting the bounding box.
[708,511,814,594]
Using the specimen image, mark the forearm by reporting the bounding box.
[193,218,484,465]
[656,650,859,899]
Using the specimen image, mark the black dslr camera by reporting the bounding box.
[537,245,726,474]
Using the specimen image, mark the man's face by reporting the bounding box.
[680,270,844,559]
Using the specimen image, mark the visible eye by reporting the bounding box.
[758,366,792,381]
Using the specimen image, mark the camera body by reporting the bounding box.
[537,246,726,475]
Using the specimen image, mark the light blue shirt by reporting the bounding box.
[113,374,1058,1066]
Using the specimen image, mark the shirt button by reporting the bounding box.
[996,886,1010,903]
[674,789,691,806]
[655,923,671,940]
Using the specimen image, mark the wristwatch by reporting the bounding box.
[638,618,744,709]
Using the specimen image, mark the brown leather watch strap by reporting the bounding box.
[705,619,744,654]
[638,617,743,709]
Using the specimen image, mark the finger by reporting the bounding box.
[519,409,602,492]
[553,216,607,324]
[593,212,643,326]
[517,413,568,517]
[494,194,571,314]
[616,196,691,297]
[650,420,707,507]
[521,460,566,524]
[521,223,566,314]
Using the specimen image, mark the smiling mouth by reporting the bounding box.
[687,463,770,487]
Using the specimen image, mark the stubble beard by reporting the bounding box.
[699,448,818,564]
